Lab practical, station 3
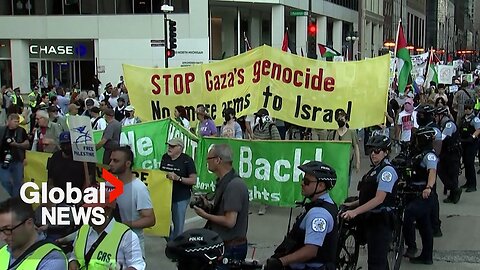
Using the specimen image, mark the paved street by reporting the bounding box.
[1,144,480,269]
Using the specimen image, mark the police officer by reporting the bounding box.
[265,161,338,270]
[69,192,146,270]
[434,106,463,203]
[403,127,437,265]
[459,99,480,192]
[415,104,443,237]
[342,135,398,270]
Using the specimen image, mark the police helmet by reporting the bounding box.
[464,99,475,108]
[165,229,224,268]
[414,127,436,148]
[366,135,391,152]
[416,104,435,126]
[298,161,337,190]
[416,104,436,114]
[434,106,449,116]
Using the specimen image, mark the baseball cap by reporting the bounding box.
[254,108,269,117]
[167,138,184,148]
[125,105,135,111]
[59,131,71,143]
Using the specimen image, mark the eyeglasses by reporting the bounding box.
[0,218,28,236]
[207,156,218,160]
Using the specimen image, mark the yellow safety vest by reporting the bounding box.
[28,91,39,108]
[73,221,129,270]
[475,98,480,111]
[0,242,66,270]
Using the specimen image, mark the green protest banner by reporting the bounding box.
[195,138,351,206]
[93,118,199,169]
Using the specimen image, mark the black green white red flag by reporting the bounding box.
[395,22,412,94]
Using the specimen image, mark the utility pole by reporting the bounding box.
[358,0,363,60]
[161,1,174,68]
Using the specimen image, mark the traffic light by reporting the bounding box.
[166,49,175,58]
[307,17,317,59]
[168,19,177,50]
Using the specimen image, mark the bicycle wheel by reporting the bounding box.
[337,228,360,270]
[387,220,404,270]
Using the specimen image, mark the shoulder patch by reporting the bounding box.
[381,171,393,182]
[446,122,452,129]
[475,118,480,123]
[427,153,436,161]
[311,218,327,232]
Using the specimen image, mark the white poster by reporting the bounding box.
[410,52,429,79]
[437,65,455,84]
[169,38,210,67]
[68,115,97,163]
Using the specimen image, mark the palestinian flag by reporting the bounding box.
[282,29,297,54]
[395,22,412,94]
[425,49,439,87]
[318,43,341,58]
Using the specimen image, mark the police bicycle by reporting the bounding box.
[336,198,360,270]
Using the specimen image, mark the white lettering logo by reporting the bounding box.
[29,45,75,55]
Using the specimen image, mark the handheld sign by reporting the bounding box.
[68,115,97,163]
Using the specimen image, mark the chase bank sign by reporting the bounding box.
[29,41,91,59]
[29,45,74,55]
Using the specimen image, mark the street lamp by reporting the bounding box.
[384,40,396,48]
[345,31,359,60]
[406,44,415,51]
[415,48,424,54]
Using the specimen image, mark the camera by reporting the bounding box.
[189,195,211,212]
[2,150,12,169]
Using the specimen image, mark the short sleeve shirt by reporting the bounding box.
[421,152,438,170]
[102,119,121,150]
[376,164,398,193]
[441,121,456,138]
[160,153,197,202]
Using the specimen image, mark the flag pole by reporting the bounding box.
[423,47,433,88]
[392,19,402,93]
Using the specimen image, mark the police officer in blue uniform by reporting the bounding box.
[342,135,398,270]
[403,127,437,265]
[415,104,443,237]
[459,99,480,192]
[434,106,463,203]
[265,161,338,270]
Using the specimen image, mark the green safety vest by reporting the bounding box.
[475,98,480,111]
[28,91,39,108]
[0,242,66,270]
[73,221,129,270]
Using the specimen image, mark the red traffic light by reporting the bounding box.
[167,49,175,58]
[308,23,316,36]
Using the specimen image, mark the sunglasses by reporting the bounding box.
[369,148,383,155]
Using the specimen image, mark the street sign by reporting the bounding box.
[290,10,308,16]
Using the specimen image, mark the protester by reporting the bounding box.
[195,105,217,137]
[0,197,68,269]
[114,97,126,122]
[109,146,156,256]
[121,105,141,126]
[48,105,68,132]
[160,138,197,240]
[221,108,242,138]
[90,107,107,130]
[99,82,113,102]
[453,80,474,126]
[193,144,249,269]
[68,192,146,270]
[0,113,30,197]
[32,110,62,153]
[95,108,121,165]
[174,105,190,129]
[252,108,281,141]
[396,97,418,144]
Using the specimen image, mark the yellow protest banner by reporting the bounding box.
[24,151,172,237]
[125,45,390,130]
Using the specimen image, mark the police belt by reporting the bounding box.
[224,236,247,247]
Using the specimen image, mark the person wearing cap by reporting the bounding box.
[195,105,217,137]
[32,110,62,153]
[265,161,338,270]
[48,105,68,132]
[47,131,95,194]
[108,146,155,257]
[252,108,281,141]
[193,144,249,269]
[11,87,24,109]
[69,192,146,270]
[0,113,30,197]
[99,82,112,103]
[459,99,480,193]
[96,108,122,165]
[121,105,141,126]
[114,97,126,122]
[0,197,68,270]
[90,107,107,130]
[160,137,197,240]
[28,85,40,110]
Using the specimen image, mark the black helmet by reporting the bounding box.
[165,229,224,268]
[434,106,449,115]
[298,161,337,190]
[366,135,391,152]
[414,127,436,149]
[465,99,475,108]
[416,104,435,126]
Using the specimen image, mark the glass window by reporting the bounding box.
[98,0,115,14]
[117,0,133,14]
[46,0,62,14]
[0,60,12,88]
[0,1,12,15]
[64,0,80,14]
[13,0,30,15]
[153,0,188,14]
[31,0,46,15]
[134,0,151,14]
[81,0,97,14]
